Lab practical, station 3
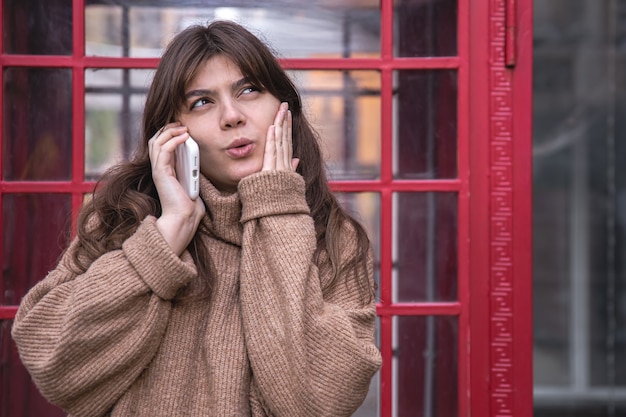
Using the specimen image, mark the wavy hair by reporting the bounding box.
[70,20,373,302]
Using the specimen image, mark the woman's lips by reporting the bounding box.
[226,139,254,158]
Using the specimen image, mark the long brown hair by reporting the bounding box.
[70,21,373,302]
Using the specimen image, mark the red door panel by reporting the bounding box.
[0,1,533,416]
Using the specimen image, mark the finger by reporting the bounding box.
[291,158,300,171]
[263,125,276,171]
[151,124,189,156]
[285,109,293,170]
[149,125,189,177]
[150,133,189,172]
[152,124,187,146]
[274,110,285,170]
[161,131,189,154]
[151,122,181,141]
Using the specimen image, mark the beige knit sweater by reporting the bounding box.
[12,170,381,417]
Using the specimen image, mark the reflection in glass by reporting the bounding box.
[393,70,457,180]
[394,315,457,417]
[3,0,72,55]
[85,69,153,179]
[291,70,381,180]
[2,194,71,304]
[394,0,457,57]
[336,192,381,297]
[3,68,72,181]
[393,192,457,302]
[85,1,380,59]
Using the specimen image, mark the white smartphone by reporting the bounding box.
[175,136,200,200]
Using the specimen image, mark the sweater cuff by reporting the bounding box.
[122,216,197,300]
[238,171,310,223]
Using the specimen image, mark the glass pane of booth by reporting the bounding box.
[2,194,71,305]
[337,192,381,299]
[3,68,73,181]
[85,68,154,179]
[0,320,66,417]
[394,315,458,417]
[3,0,72,55]
[393,192,458,302]
[354,317,381,417]
[85,1,381,59]
[292,70,381,180]
[394,0,457,57]
[393,70,458,180]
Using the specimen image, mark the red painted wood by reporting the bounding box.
[469,1,534,417]
[0,0,4,317]
[0,182,96,193]
[457,0,471,414]
[0,306,18,320]
[469,1,493,417]
[376,303,461,316]
[511,0,534,414]
[2,55,461,71]
[506,0,517,67]
[330,179,461,192]
[378,1,394,415]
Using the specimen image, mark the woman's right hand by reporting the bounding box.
[148,122,205,256]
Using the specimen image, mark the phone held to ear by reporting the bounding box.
[175,137,200,200]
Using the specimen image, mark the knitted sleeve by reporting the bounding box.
[11,215,196,417]
[238,171,382,417]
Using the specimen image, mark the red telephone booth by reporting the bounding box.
[0,1,533,416]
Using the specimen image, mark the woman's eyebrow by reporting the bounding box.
[184,78,252,100]
[184,89,212,100]
[231,77,251,92]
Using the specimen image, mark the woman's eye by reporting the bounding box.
[241,86,257,95]
[191,98,211,109]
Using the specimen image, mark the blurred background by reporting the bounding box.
[533,1,626,416]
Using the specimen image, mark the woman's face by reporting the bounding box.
[178,55,281,193]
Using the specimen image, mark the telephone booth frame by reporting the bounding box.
[0,1,533,416]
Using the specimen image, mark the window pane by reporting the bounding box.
[394,316,457,417]
[325,194,380,417]
[354,317,380,417]
[394,0,457,57]
[336,192,381,298]
[2,0,72,55]
[0,320,66,417]
[394,192,457,302]
[85,68,153,180]
[292,70,381,180]
[85,1,380,59]
[3,68,72,181]
[393,71,457,180]
[2,194,71,305]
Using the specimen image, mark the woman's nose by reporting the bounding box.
[220,101,245,129]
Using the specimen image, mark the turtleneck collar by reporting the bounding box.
[198,174,243,247]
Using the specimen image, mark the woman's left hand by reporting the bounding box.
[262,102,299,172]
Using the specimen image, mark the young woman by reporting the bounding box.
[12,20,381,417]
